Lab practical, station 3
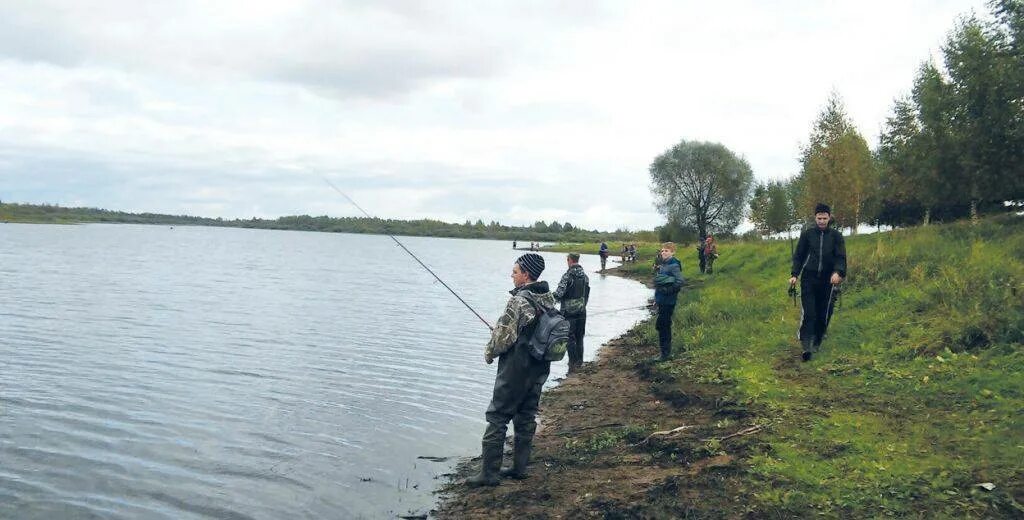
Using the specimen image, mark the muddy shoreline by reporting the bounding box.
[433,266,757,519]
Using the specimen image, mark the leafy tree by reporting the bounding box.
[798,93,877,232]
[765,181,792,234]
[875,96,928,226]
[649,139,754,240]
[750,181,794,235]
[748,183,770,234]
[944,12,1024,217]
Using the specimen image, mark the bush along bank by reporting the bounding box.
[439,215,1022,518]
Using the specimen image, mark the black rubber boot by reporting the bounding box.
[499,437,533,479]
[466,441,503,487]
[659,341,671,361]
[801,336,815,362]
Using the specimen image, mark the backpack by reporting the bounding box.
[524,297,570,362]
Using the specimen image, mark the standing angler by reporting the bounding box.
[789,203,847,362]
[554,253,590,373]
[468,253,555,487]
[653,242,685,361]
[696,234,707,274]
[704,236,719,274]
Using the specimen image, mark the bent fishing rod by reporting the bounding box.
[323,178,493,331]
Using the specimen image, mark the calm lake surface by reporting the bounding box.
[0,224,651,519]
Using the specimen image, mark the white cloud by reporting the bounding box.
[0,0,989,230]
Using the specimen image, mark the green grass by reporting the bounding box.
[637,215,1024,517]
[563,425,651,460]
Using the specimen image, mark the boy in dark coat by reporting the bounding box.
[789,203,847,361]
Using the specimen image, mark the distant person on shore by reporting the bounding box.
[696,234,707,274]
[468,253,554,487]
[789,203,846,362]
[653,242,685,361]
[599,242,609,271]
[554,253,590,373]
[513,240,517,249]
[704,236,719,274]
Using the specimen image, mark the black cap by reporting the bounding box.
[516,253,545,280]
[814,203,831,215]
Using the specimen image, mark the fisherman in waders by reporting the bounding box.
[653,242,685,361]
[789,203,846,362]
[468,253,555,487]
[554,253,590,373]
[599,242,609,271]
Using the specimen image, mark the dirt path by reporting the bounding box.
[434,269,763,518]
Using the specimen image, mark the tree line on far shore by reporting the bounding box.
[0,202,656,243]
[653,1,1022,240]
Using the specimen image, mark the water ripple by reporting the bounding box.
[1,225,651,519]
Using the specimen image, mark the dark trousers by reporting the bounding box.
[483,343,551,447]
[697,252,706,273]
[656,304,676,358]
[566,315,586,368]
[798,272,836,351]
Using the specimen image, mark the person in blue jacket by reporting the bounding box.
[653,242,685,360]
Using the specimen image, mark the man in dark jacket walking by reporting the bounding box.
[554,253,590,373]
[468,253,555,487]
[653,242,685,360]
[789,203,847,362]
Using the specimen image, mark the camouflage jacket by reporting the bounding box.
[485,281,556,361]
[553,264,590,316]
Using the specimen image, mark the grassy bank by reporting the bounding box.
[640,215,1024,516]
[461,216,1024,518]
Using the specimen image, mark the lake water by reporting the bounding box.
[0,224,651,519]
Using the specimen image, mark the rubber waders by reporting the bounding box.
[499,438,532,480]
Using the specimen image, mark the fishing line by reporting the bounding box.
[323,178,494,331]
[587,305,651,317]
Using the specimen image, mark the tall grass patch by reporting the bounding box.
[651,215,1024,517]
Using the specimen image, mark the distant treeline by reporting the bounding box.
[0,202,656,242]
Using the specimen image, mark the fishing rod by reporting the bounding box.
[823,283,842,332]
[323,178,494,331]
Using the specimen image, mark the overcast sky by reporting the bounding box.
[0,0,988,231]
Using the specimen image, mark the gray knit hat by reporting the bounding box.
[516,253,545,280]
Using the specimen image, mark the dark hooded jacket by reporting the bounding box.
[791,226,847,278]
